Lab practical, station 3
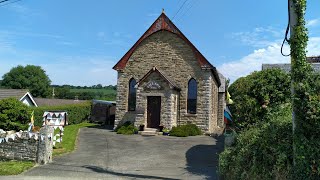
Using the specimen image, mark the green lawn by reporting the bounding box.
[0,161,35,175]
[53,122,96,156]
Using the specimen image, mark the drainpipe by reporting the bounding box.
[178,91,181,126]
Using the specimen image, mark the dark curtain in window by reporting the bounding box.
[187,78,197,114]
[128,78,136,111]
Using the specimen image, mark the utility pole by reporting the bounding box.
[289,0,298,166]
[289,0,297,129]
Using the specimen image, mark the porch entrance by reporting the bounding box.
[147,96,161,128]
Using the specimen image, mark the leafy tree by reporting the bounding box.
[0,98,31,131]
[1,65,51,97]
[228,68,291,128]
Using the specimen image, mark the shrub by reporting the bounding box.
[116,122,137,135]
[219,104,293,180]
[0,98,31,131]
[228,68,290,129]
[170,124,202,137]
[32,102,91,127]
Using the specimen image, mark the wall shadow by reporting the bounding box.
[83,165,180,180]
[185,135,225,180]
[87,124,114,130]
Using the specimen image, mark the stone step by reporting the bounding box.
[139,131,158,136]
[144,128,158,132]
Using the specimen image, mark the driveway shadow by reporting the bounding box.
[185,135,224,180]
[83,165,180,180]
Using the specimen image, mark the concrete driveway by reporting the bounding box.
[17,127,223,180]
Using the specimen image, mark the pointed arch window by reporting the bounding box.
[187,78,197,114]
[128,78,136,111]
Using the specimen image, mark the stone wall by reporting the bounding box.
[115,31,221,133]
[217,92,225,127]
[0,126,53,164]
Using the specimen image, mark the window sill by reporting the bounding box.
[184,114,197,117]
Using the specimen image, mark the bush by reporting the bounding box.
[0,98,31,131]
[219,104,293,179]
[170,124,202,137]
[228,68,290,129]
[32,102,91,127]
[116,122,137,135]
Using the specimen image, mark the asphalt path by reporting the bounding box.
[7,127,223,180]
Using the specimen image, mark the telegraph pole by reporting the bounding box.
[289,0,298,167]
[289,0,297,132]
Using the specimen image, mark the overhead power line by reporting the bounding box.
[172,0,188,20]
[0,0,10,3]
[0,0,23,7]
[176,0,200,23]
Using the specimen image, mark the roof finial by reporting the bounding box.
[162,8,165,14]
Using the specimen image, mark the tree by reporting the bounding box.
[0,98,30,131]
[1,65,51,97]
[228,68,290,128]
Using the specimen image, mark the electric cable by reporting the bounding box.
[281,0,291,56]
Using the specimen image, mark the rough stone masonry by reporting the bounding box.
[0,126,53,164]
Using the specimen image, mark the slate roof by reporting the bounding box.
[113,12,221,86]
[0,89,29,100]
[34,98,88,107]
[262,56,320,73]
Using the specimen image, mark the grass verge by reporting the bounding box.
[53,122,96,156]
[0,122,95,175]
[0,160,35,175]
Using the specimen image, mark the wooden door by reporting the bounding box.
[147,96,161,128]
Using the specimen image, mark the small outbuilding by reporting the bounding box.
[91,100,116,125]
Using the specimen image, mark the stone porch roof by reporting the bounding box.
[135,67,181,91]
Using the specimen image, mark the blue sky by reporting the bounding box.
[0,0,319,86]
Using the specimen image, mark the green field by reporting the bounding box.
[70,88,116,101]
[70,88,116,94]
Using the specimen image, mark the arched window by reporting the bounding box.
[128,78,136,111]
[187,78,197,114]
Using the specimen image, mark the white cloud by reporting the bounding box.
[231,26,283,47]
[307,18,320,27]
[217,37,320,83]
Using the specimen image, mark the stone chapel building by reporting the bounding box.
[113,12,225,134]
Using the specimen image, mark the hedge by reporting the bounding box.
[32,102,91,127]
[219,104,293,179]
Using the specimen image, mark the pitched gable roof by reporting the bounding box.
[0,89,38,106]
[136,67,181,91]
[113,12,221,86]
[0,89,29,100]
[34,98,88,107]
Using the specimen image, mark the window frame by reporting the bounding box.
[187,78,197,114]
[128,78,137,111]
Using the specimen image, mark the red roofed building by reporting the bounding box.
[113,12,225,134]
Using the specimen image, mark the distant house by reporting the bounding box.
[262,56,320,72]
[0,89,38,107]
[34,98,87,107]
